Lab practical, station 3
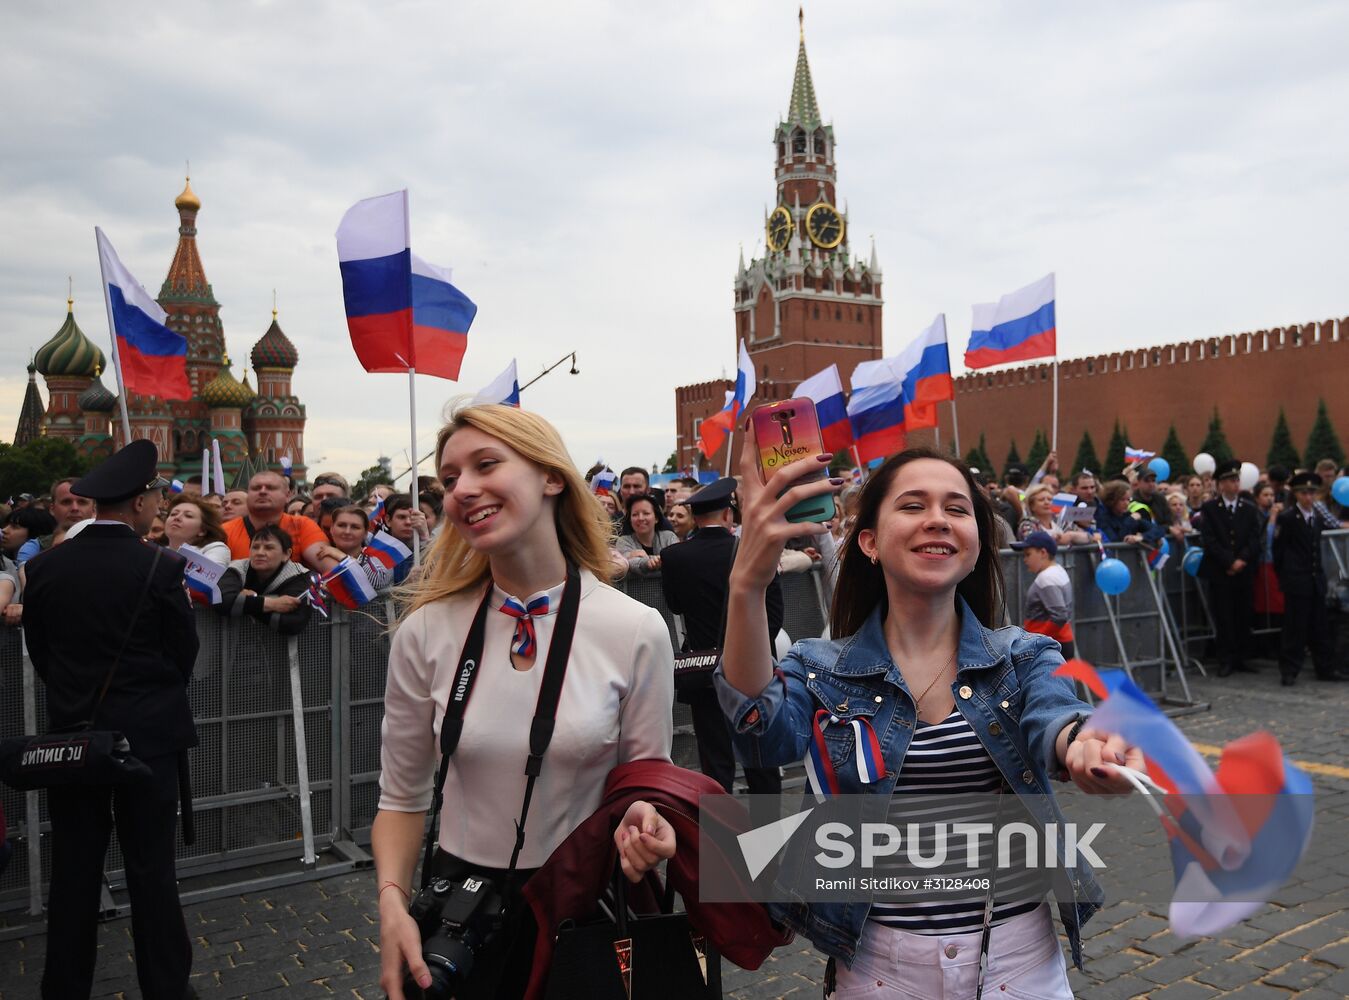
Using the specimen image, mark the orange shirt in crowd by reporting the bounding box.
[223,513,329,563]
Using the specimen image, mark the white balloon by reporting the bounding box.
[1193,453,1216,476]
[1239,461,1260,491]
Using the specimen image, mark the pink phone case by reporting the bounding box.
[750,398,836,523]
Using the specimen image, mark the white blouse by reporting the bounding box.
[378,569,674,868]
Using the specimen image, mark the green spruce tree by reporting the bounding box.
[1003,439,1022,479]
[1025,429,1049,474]
[1198,408,1235,466]
[1071,430,1102,477]
[1160,424,1189,480]
[1103,419,1129,478]
[1265,409,1301,471]
[1304,398,1345,468]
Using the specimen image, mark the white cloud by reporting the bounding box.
[2,0,1346,481]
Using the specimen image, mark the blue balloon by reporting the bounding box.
[1333,476,1349,507]
[1182,547,1204,578]
[1148,457,1171,482]
[1095,557,1131,595]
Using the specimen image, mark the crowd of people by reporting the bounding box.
[4,421,1348,999]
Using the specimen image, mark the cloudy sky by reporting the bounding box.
[2,1,1345,482]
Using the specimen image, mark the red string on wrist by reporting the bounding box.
[379,881,410,903]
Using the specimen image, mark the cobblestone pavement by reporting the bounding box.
[1,662,1346,999]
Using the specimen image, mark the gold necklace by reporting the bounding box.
[911,647,958,707]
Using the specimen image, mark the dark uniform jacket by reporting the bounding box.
[1197,496,1262,579]
[659,526,784,652]
[23,523,199,759]
[1272,505,1328,598]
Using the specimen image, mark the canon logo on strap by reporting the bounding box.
[453,659,477,702]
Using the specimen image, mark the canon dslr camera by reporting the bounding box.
[403,874,506,999]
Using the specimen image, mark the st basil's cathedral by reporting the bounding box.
[13,178,308,484]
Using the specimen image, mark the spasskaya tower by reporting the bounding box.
[674,11,883,470]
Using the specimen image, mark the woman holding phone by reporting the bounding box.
[716,434,1142,998]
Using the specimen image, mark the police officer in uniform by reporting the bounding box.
[24,439,199,1000]
[1272,471,1344,686]
[661,477,783,798]
[1198,458,1263,677]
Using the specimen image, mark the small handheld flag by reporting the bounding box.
[179,545,224,605]
[322,556,379,609]
[697,341,756,459]
[591,469,617,496]
[303,572,330,619]
[169,479,185,494]
[368,496,387,529]
[364,531,412,572]
[1125,447,1156,464]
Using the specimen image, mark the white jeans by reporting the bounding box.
[833,903,1073,1000]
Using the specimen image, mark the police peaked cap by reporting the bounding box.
[71,439,170,503]
[1214,459,1242,481]
[687,477,738,515]
[1289,471,1322,490]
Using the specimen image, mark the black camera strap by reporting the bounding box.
[421,562,582,888]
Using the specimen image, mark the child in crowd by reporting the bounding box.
[1011,530,1076,660]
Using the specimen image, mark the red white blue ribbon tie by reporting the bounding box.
[804,709,887,801]
[499,594,549,657]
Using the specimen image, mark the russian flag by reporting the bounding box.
[322,556,378,610]
[846,358,906,465]
[591,469,617,496]
[179,544,224,606]
[895,314,954,430]
[95,228,191,400]
[1051,492,1077,512]
[698,340,756,459]
[336,191,477,380]
[363,531,412,572]
[1056,661,1314,938]
[795,364,853,454]
[964,273,1057,370]
[368,496,386,530]
[1126,446,1156,463]
[1147,538,1171,572]
[473,359,520,407]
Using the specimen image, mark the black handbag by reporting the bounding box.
[545,863,720,1000]
[0,548,161,791]
[672,538,737,693]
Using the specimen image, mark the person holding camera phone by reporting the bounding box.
[717,440,1144,999]
[373,403,677,999]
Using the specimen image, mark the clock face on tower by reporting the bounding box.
[765,206,792,252]
[806,202,845,249]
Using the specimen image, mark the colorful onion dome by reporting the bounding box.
[34,301,106,378]
[175,176,201,212]
[251,314,298,369]
[200,355,255,409]
[77,369,117,412]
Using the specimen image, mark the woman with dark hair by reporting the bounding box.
[3,506,57,565]
[614,494,679,575]
[718,445,1141,998]
[161,494,231,565]
[216,524,312,634]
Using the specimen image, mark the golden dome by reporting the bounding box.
[201,355,255,409]
[175,176,201,212]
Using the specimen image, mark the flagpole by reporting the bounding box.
[95,228,133,444]
[724,424,735,478]
[408,366,422,567]
[950,398,962,459]
[1051,357,1060,453]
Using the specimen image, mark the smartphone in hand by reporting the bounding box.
[750,398,837,523]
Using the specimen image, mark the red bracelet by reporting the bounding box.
[379,881,410,903]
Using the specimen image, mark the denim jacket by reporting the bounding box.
[714,597,1104,970]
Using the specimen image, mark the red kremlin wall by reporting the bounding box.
[917,317,1349,475]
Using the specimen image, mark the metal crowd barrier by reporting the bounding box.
[10,532,1343,922]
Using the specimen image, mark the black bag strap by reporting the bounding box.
[421,563,582,887]
[88,545,163,728]
[714,536,740,648]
